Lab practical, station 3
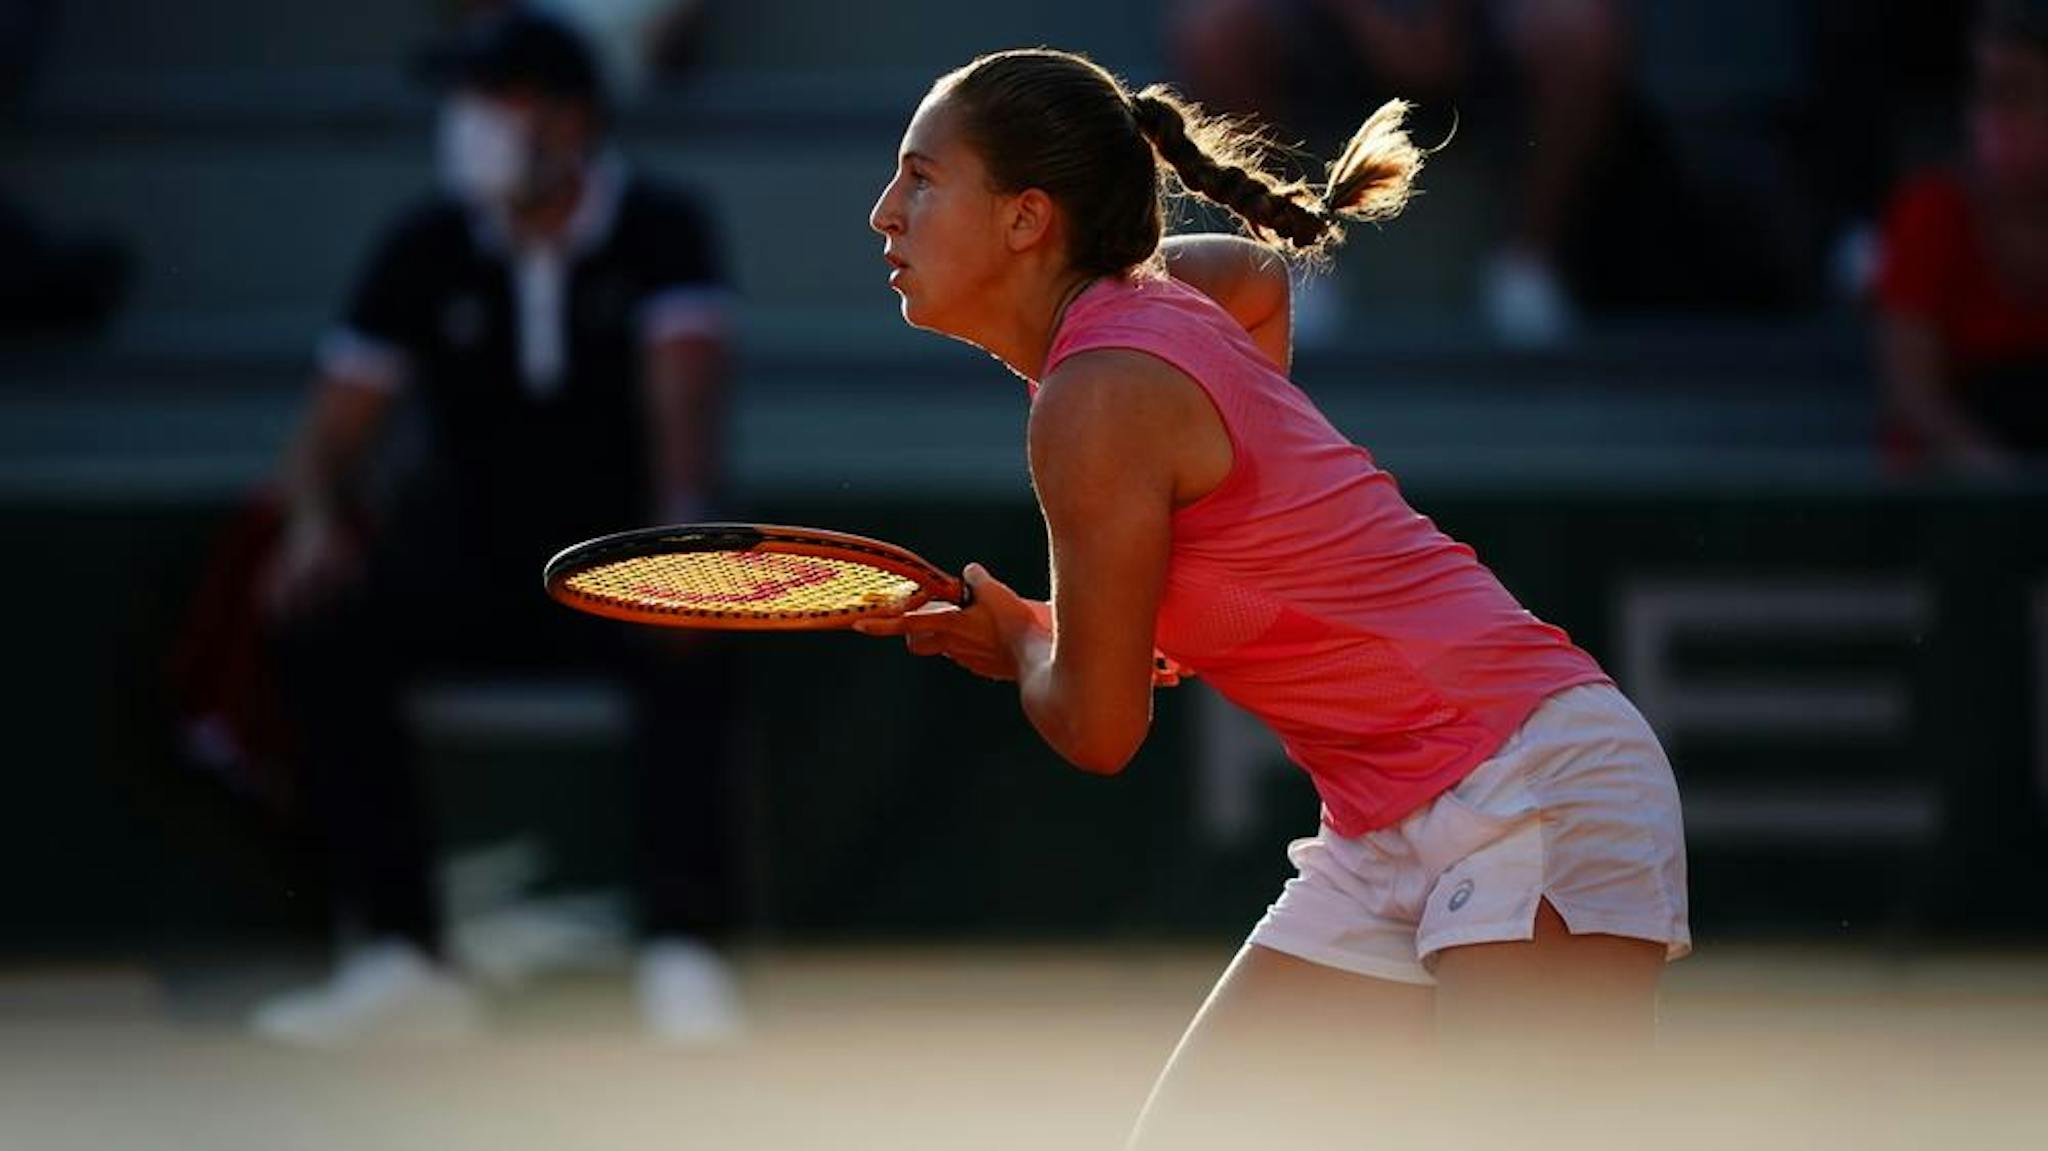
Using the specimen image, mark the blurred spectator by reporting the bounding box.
[252,5,745,1045]
[1874,0,2048,473]
[452,0,710,100]
[1169,0,1797,343]
[1803,1,1974,300]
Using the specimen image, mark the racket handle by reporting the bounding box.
[955,574,975,607]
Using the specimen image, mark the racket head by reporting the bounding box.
[543,523,968,631]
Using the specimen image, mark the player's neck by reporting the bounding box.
[980,268,1097,383]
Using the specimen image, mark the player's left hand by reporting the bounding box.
[853,563,1044,681]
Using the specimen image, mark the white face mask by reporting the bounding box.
[438,95,531,204]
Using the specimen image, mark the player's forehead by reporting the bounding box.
[897,94,973,167]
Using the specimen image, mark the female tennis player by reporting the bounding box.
[855,48,1688,1142]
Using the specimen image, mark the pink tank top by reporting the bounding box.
[1042,273,1609,835]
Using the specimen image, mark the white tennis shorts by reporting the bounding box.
[1246,683,1691,985]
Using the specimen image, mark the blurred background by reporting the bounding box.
[2,0,2047,1147]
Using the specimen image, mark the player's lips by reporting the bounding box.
[883,252,909,289]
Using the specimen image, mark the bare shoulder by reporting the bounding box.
[1031,348,1206,441]
[1162,234,1292,370]
[1030,349,1224,505]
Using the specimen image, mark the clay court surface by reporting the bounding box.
[4,943,2046,1150]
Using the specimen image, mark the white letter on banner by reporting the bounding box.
[1617,578,1933,847]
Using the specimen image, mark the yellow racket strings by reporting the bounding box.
[561,551,922,618]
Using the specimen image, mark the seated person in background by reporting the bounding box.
[1169,0,1631,344]
[254,6,744,1045]
[1876,0,2048,474]
[1172,0,1808,344]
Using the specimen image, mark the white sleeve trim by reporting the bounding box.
[316,326,411,392]
[639,285,735,344]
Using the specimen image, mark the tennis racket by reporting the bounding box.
[543,523,970,631]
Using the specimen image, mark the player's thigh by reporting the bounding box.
[1186,941,1432,1047]
[1431,897,1664,1052]
[1129,943,1432,1149]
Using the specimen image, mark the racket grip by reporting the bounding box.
[955,574,975,607]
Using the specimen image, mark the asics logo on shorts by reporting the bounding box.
[1447,878,1475,912]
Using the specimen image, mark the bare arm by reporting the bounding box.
[1163,234,1294,371]
[643,330,730,520]
[265,374,397,615]
[852,350,1194,773]
[1878,316,2012,473]
[278,377,394,519]
[1011,350,1184,772]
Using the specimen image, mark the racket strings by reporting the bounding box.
[559,551,922,619]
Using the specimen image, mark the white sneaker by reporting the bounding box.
[638,938,744,1044]
[1483,249,1576,348]
[250,940,482,1048]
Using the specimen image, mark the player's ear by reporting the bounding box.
[1005,187,1058,254]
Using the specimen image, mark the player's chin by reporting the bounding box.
[895,294,923,328]
[896,293,952,336]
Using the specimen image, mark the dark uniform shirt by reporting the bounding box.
[324,157,729,565]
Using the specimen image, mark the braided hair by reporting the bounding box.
[934,48,1423,273]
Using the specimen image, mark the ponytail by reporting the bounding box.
[1130,86,1424,258]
